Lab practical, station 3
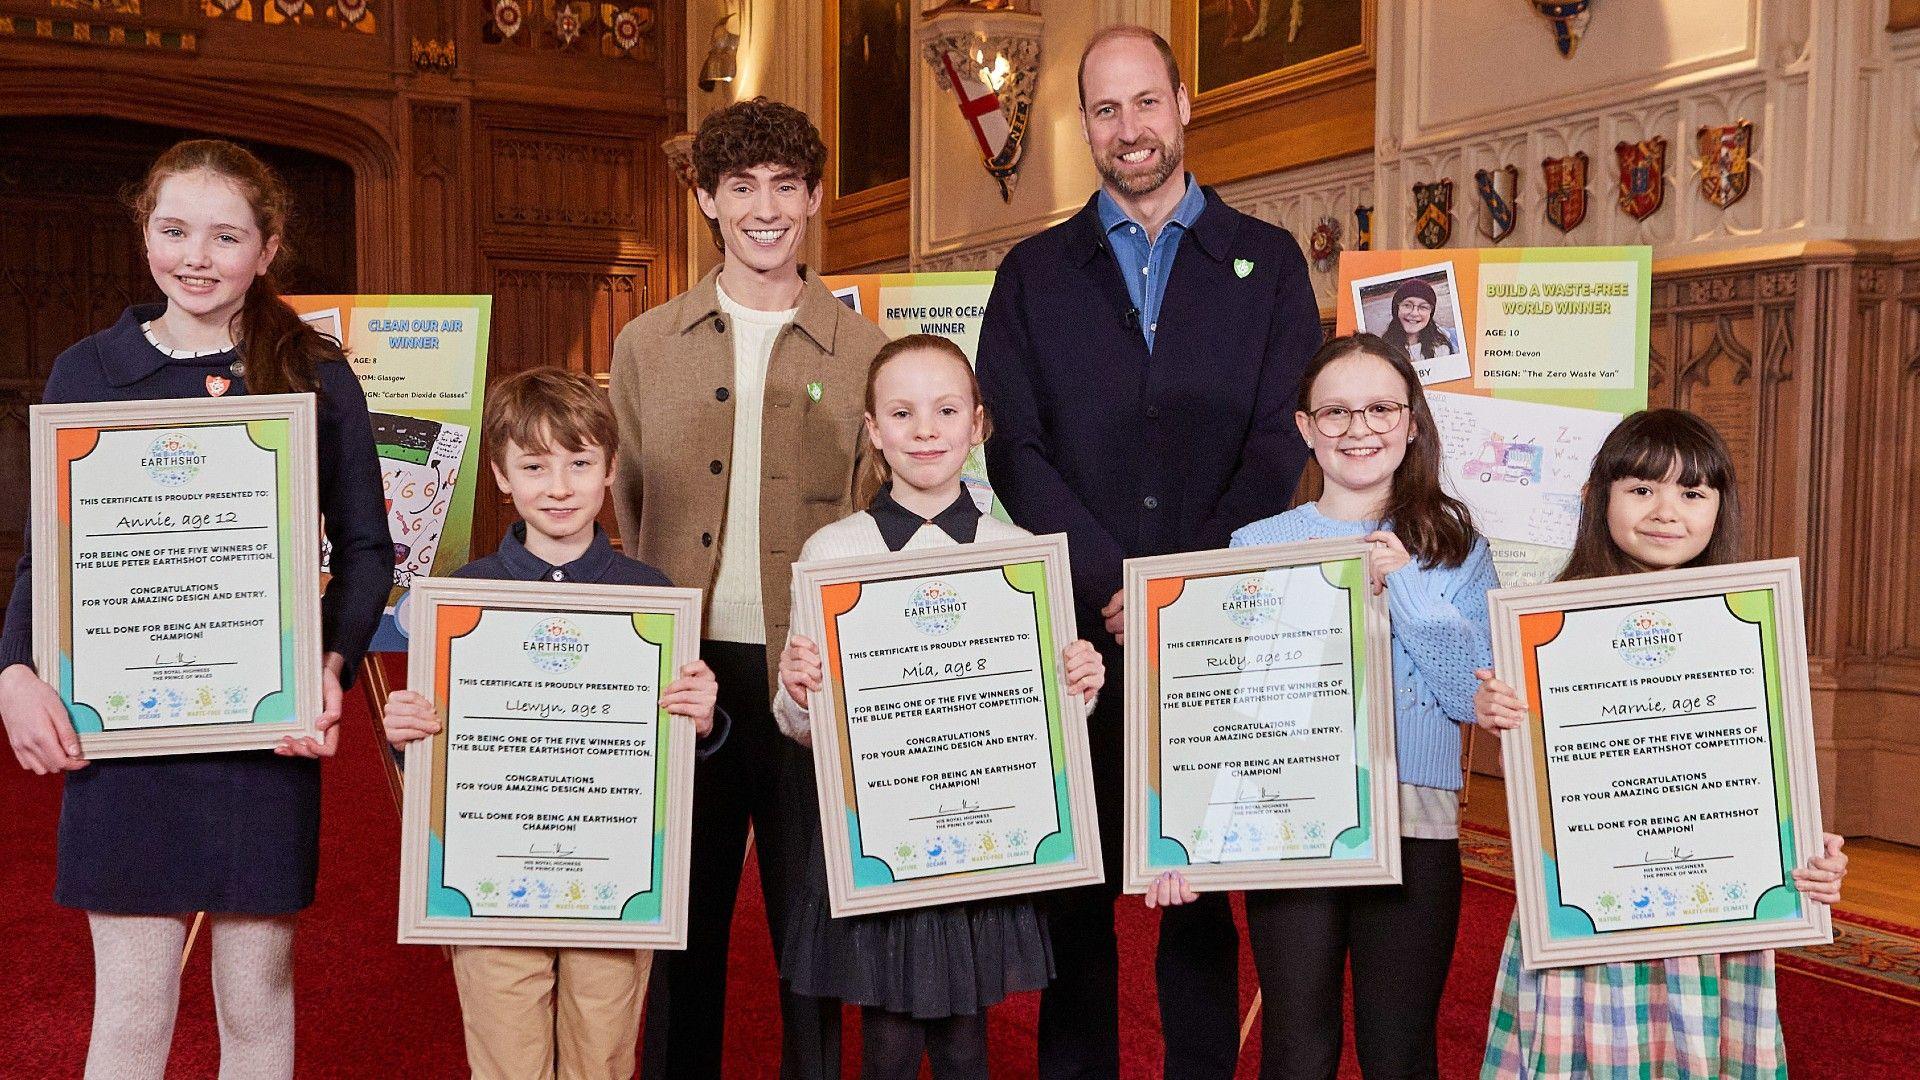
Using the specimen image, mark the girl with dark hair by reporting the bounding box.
[1147,333,1496,1078]
[0,139,389,1078]
[1554,408,1745,578]
[1378,276,1460,361]
[1473,408,1848,1079]
[773,335,1101,1079]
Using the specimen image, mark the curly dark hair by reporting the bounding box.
[692,97,827,195]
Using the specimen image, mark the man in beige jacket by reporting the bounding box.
[609,97,887,1080]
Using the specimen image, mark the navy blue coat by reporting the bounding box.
[0,304,390,915]
[977,189,1322,644]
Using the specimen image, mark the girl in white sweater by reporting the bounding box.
[774,334,1104,1079]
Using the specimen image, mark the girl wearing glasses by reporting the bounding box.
[1144,333,1496,1079]
[1378,277,1460,361]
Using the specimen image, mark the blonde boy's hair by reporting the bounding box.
[483,367,618,466]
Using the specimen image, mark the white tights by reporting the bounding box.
[84,911,296,1080]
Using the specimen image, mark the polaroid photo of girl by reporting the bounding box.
[1350,263,1470,385]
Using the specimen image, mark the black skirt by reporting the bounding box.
[781,819,1054,1019]
[55,751,321,915]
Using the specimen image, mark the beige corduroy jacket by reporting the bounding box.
[608,266,889,687]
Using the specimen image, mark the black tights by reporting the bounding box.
[860,1007,989,1080]
[1243,837,1462,1080]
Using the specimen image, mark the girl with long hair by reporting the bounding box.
[0,139,389,1079]
[1472,409,1848,1079]
[1150,332,1495,1077]
[1378,277,1459,361]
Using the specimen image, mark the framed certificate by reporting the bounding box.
[1492,559,1831,969]
[791,534,1104,918]
[30,395,322,759]
[1122,540,1397,894]
[397,577,701,948]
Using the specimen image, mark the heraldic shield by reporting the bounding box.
[1543,151,1589,233]
[1530,0,1592,58]
[1697,120,1753,209]
[1309,216,1344,274]
[1615,137,1667,221]
[1475,165,1519,243]
[1413,180,1453,249]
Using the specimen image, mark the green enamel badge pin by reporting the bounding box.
[1234,259,1254,278]
[807,381,823,402]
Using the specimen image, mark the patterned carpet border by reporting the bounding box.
[1458,821,1920,1006]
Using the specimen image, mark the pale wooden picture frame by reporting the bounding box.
[1491,559,1831,970]
[30,394,322,758]
[1170,0,1378,186]
[1122,539,1398,894]
[397,576,702,948]
[790,533,1104,918]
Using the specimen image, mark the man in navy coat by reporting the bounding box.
[977,24,1323,1080]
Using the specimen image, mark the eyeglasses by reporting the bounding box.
[1307,400,1409,438]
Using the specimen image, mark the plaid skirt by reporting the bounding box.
[1481,916,1786,1079]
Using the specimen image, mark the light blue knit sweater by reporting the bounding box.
[1230,502,1497,791]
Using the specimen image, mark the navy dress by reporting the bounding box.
[0,304,390,915]
[778,491,1055,1020]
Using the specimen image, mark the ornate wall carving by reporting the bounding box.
[476,259,651,543]
[1646,242,1920,844]
[484,131,644,231]
[1361,3,1920,258]
[480,0,661,62]
[916,236,1019,274]
[408,101,466,294]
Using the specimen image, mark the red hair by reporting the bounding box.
[130,139,337,394]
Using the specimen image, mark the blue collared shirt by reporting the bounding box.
[1097,174,1207,351]
[1230,503,1497,791]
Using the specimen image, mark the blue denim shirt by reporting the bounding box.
[1231,503,1497,791]
[1097,174,1207,351]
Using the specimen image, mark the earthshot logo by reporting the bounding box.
[905,581,966,635]
[1613,609,1681,669]
[1221,575,1285,629]
[524,616,588,672]
[142,431,206,486]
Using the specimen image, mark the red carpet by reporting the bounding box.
[2,681,1916,1077]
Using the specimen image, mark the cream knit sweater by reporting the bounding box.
[706,284,796,644]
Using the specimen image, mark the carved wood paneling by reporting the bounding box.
[200,0,377,33]
[1677,312,1759,554]
[479,0,662,62]
[486,132,643,231]
[1895,288,1920,669]
[485,261,648,377]
[1653,262,1801,586]
[1646,246,1920,843]
[1751,298,1797,573]
[408,101,467,293]
[476,258,651,546]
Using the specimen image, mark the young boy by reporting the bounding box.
[383,366,726,1080]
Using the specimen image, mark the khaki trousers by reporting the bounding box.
[451,945,653,1080]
